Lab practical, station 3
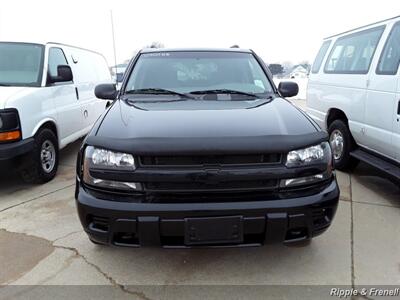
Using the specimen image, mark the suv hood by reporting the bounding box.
[89,98,326,155]
[0,86,27,109]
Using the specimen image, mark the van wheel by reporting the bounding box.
[328,120,358,171]
[19,128,59,183]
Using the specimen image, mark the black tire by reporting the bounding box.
[19,128,59,184]
[328,120,358,171]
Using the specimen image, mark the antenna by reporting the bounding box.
[110,10,118,85]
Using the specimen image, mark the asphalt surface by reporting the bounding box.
[0,99,399,299]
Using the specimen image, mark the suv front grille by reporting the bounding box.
[140,153,282,167]
[139,153,282,194]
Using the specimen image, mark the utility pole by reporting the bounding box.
[110,10,118,84]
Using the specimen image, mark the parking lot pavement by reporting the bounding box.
[0,120,399,298]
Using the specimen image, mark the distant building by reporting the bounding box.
[289,64,310,79]
[110,63,128,83]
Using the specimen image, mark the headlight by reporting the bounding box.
[90,147,135,170]
[282,142,333,188]
[82,146,141,191]
[0,109,21,142]
[285,142,332,168]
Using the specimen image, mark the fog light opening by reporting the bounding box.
[313,208,333,229]
[89,216,109,233]
[114,232,139,246]
[285,227,308,241]
[92,223,108,232]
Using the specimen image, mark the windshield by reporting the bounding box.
[124,51,274,99]
[0,42,44,87]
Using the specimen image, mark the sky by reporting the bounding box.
[0,0,399,66]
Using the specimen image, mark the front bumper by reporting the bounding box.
[75,177,340,248]
[0,138,34,160]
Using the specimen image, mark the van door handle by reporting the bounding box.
[397,100,400,122]
[75,87,79,100]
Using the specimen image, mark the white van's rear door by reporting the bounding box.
[364,73,398,159]
[68,48,111,131]
[365,21,400,160]
[394,91,400,163]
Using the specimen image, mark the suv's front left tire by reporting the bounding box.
[19,128,59,183]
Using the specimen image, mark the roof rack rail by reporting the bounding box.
[325,15,400,39]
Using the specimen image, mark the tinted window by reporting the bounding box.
[311,40,331,73]
[376,22,400,75]
[125,51,273,96]
[0,42,44,87]
[324,26,385,74]
[48,47,68,78]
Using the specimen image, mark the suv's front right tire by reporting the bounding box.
[328,120,358,171]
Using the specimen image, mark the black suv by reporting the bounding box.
[75,48,339,248]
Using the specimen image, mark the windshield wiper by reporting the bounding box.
[188,89,258,98]
[125,98,189,104]
[124,88,195,99]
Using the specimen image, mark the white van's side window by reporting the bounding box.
[48,47,68,78]
[376,22,400,75]
[324,26,385,74]
[311,40,331,73]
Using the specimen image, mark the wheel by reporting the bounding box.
[328,120,358,171]
[19,128,59,183]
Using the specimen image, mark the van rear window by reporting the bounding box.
[324,26,385,74]
[311,40,331,74]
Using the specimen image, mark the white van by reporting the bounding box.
[307,16,400,181]
[0,41,112,183]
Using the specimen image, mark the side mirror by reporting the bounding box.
[278,81,299,98]
[49,65,73,83]
[95,83,117,100]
